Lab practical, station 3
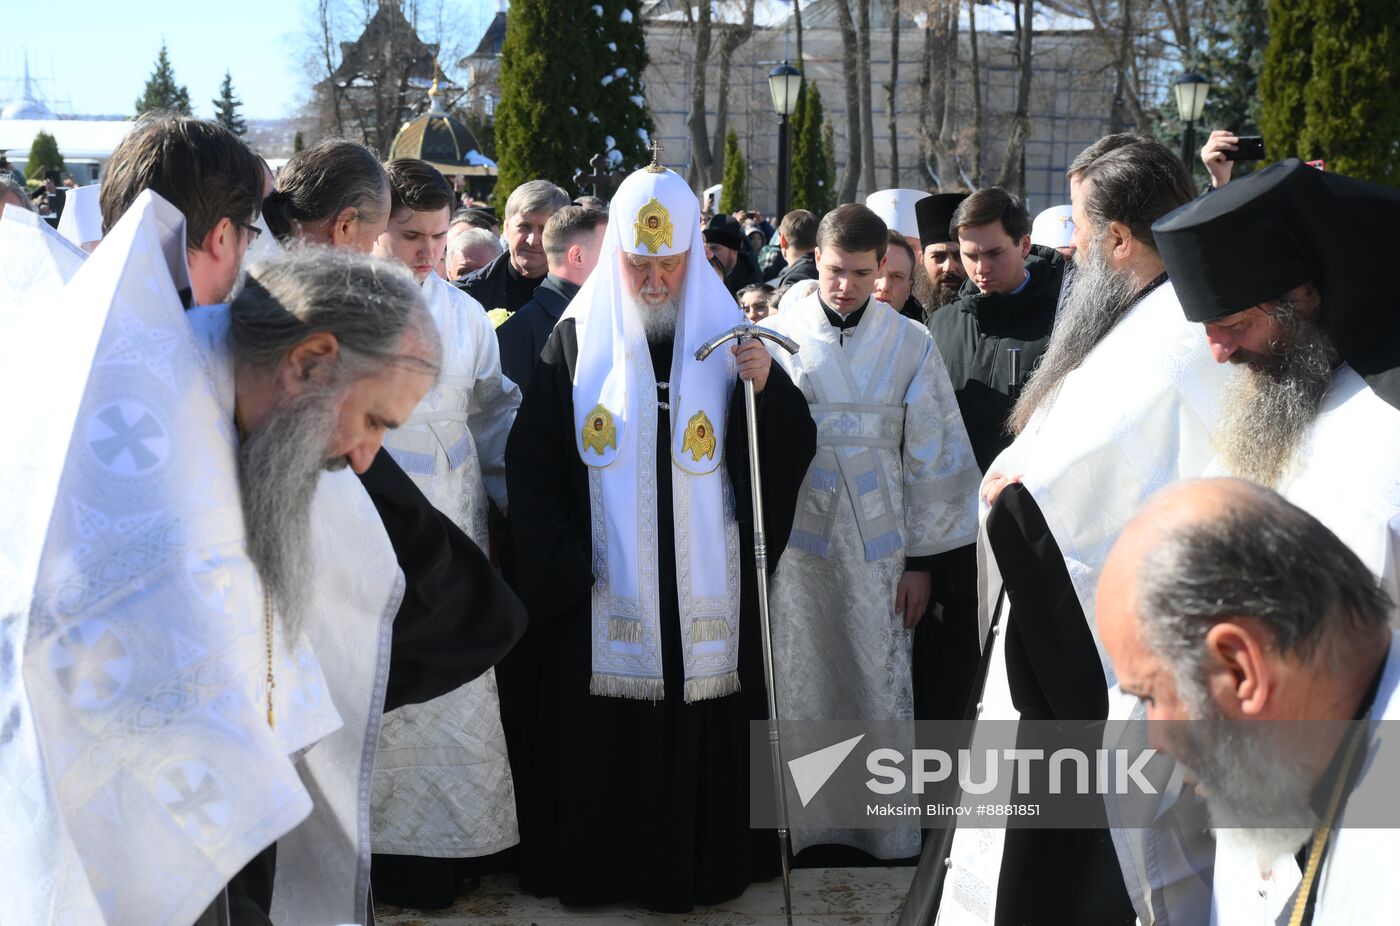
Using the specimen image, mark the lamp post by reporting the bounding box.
[767,61,803,219]
[1173,72,1212,168]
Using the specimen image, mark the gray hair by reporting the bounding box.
[0,172,35,212]
[1066,133,1148,177]
[504,179,570,222]
[543,205,608,260]
[230,245,441,381]
[448,225,503,261]
[1078,140,1196,254]
[1136,480,1392,704]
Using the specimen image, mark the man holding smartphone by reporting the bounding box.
[1201,129,1265,188]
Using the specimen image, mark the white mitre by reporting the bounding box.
[866,187,931,240]
[1031,204,1076,250]
[563,160,739,476]
[56,183,103,251]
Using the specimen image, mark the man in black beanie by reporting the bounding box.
[703,212,761,296]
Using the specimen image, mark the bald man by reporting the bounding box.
[1098,478,1399,925]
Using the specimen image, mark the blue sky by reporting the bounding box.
[0,0,496,121]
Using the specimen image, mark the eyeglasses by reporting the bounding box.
[236,220,263,241]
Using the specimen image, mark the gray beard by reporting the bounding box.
[626,293,680,345]
[1217,304,1339,489]
[237,388,342,639]
[1168,689,1317,871]
[1008,235,1140,435]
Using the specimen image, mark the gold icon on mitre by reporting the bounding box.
[682,410,716,461]
[634,198,674,254]
[582,403,617,455]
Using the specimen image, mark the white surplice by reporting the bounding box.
[187,304,405,925]
[938,281,1235,926]
[0,204,87,309]
[0,191,333,925]
[765,292,981,859]
[371,271,523,859]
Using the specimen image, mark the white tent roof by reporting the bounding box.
[0,119,134,162]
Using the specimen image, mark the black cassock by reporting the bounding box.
[226,451,528,924]
[504,318,816,912]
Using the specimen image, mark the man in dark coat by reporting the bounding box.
[496,204,608,395]
[926,187,1064,473]
[459,180,570,314]
[772,208,819,286]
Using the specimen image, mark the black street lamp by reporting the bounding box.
[1173,72,1212,168]
[767,61,803,219]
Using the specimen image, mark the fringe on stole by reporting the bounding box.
[590,673,665,701]
[589,670,741,703]
[685,671,741,703]
[690,618,730,643]
[607,617,644,644]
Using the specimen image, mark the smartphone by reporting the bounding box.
[1224,136,1266,161]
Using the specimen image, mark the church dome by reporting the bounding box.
[2,97,55,120]
[388,78,495,176]
[2,56,56,120]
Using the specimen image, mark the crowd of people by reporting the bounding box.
[1,109,1398,926]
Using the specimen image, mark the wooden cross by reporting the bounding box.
[577,152,620,199]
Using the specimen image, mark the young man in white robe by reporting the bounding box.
[763,203,981,861]
[368,157,523,908]
[1098,479,1400,926]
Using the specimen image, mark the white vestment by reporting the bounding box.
[1208,369,1400,926]
[0,192,334,924]
[938,281,1235,925]
[0,205,87,309]
[1279,365,1400,609]
[371,271,523,859]
[187,305,406,925]
[765,292,980,858]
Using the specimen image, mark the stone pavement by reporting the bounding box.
[375,866,915,925]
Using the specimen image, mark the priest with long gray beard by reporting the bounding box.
[504,157,815,911]
[928,136,1235,926]
[1153,158,1400,610]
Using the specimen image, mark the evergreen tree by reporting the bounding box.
[591,0,655,175]
[463,110,496,161]
[135,42,192,116]
[1298,0,1400,185]
[820,121,837,211]
[213,71,247,136]
[293,130,305,153]
[24,130,64,180]
[790,82,832,215]
[1259,0,1315,162]
[1199,0,1268,135]
[494,0,599,206]
[718,129,747,213]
